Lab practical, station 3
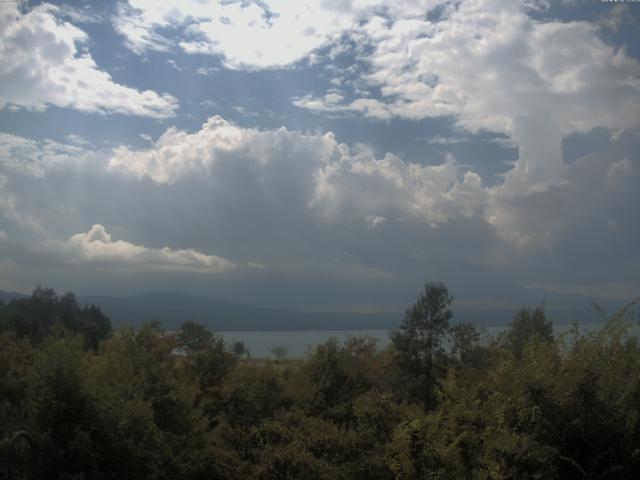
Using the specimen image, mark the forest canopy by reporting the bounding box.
[1,284,639,479]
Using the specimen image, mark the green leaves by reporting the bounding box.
[0,287,112,349]
[391,282,453,409]
[1,286,639,479]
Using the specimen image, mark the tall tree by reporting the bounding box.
[391,281,453,409]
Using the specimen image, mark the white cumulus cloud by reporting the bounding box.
[0,3,178,118]
[52,224,235,273]
[294,0,640,195]
[109,116,487,228]
[114,0,444,69]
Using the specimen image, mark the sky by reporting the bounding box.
[0,0,639,314]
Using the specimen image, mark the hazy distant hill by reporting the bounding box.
[77,293,399,331]
[1,289,615,332]
[0,290,28,303]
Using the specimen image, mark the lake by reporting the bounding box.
[219,322,639,358]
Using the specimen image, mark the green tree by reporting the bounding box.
[505,305,553,358]
[0,287,111,349]
[221,366,290,427]
[176,321,237,410]
[232,340,250,359]
[391,282,453,409]
[449,322,484,366]
[177,320,214,353]
[26,331,100,477]
[307,337,380,430]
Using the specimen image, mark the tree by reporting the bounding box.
[232,340,250,359]
[221,366,290,427]
[505,305,553,358]
[307,337,379,430]
[271,346,288,362]
[176,322,236,394]
[177,320,214,354]
[391,281,453,409]
[75,304,112,350]
[450,323,481,364]
[0,287,111,349]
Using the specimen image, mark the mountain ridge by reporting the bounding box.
[1,288,617,332]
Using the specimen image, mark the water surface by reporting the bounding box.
[219,322,638,358]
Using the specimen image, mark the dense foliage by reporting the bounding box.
[1,285,639,479]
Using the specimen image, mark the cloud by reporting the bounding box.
[114,0,347,68]
[200,99,217,109]
[311,150,487,228]
[112,1,175,55]
[196,66,218,76]
[109,116,486,228]
[113,0,444,69]
[1,116,638,303]
[292,94,393,119]
[0,173,46,234]
[0,2,637,304]
[0,132,90,177]
[598,4,633,33]
[49,224,235,274]
[102,115,640,297]
[64,134,92,146]
[109,116,249,184]
[111,0,640,208]
[422,135,470,145]
[0,3,178,118]
[365,215,386,228]
[488,147,640,295]
[294,0,640,195]
[58,4,106,24]
[166,59,182,71]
